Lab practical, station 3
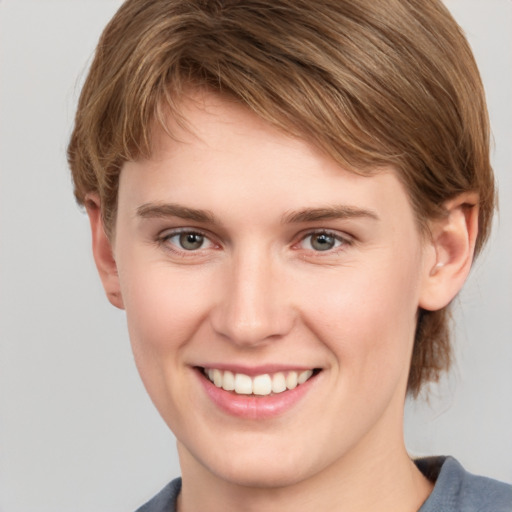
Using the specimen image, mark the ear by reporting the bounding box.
[85,194,125,310]
[419,193,479,311]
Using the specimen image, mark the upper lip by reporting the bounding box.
[195,364,320,376]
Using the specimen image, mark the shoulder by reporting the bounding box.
[134,477,182,512]
[416,456,512,512]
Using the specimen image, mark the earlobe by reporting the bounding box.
[85,194,125,310]
[419,193,479,311]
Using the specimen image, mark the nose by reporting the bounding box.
[210,248,295,347]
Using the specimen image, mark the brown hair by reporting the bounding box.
[68,0,494,396]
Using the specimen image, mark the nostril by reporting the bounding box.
[209,263,296,345]
[210,306,296,347]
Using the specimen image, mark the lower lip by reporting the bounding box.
[196,369,318,419]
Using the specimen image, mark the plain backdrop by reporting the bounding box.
[0,1,511,511]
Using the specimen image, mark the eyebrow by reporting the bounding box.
[136,203,216,223]
[136,202,379,225]
[282,205,379,224]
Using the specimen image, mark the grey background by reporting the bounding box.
[0,1,510,511]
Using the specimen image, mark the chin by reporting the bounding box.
[186,436,326,490]
[177,429,318,489]
[211,459,313,489]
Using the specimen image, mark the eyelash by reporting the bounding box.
[157,228,217,256]
[295,230,352,254]
[156,228,353,257]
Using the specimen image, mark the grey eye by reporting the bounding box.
[310,233,336,251]
[299,232,345,252]
[178,232,205,250]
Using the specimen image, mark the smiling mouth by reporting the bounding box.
[201,367,320,396]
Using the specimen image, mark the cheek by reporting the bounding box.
[116,259,213,424]
[123,272,201,352]
[297,256,421,386]
[115,248,210,372]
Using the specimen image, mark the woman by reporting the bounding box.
[68,1,512,510]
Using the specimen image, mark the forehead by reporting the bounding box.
[149,91,319,166]
[118,92,416,231]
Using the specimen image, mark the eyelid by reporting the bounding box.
[157,227,219,254]
[294,229,354,252]
[155,226,354,257]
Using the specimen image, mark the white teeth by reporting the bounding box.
[204,368,315,396]
[271,372,287,394]
[253,374,272,395]
[222,370,235,391]
[298,369,313,384]
[213,369,223,388]
[286,371,298,390]
[234,373,253,395]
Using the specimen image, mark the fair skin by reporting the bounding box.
[87,92,478,512]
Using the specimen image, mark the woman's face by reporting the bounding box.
[111,92,433,488]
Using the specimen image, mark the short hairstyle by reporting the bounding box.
[68,0,495,396]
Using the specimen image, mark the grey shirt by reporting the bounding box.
[135,456,512,512]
